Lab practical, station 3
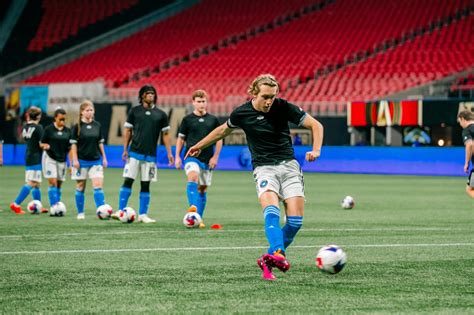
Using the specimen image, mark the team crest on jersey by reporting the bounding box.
[57,131,63,136]
[86,125,92,129]
[260,180,268,188]
[198,118,204,122]
[145,111,151,115]
[257,116,264,120]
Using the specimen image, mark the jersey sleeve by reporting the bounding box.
[227,108,241,128]
[98,122,105,144]
[462,128,473,144]
[177,117,188,139]
[124,108,135,128]
[70,124,79,144]
[66,127,72,151]
[41,126,50,143]
[160,112,171,133]
[285,100,307,126]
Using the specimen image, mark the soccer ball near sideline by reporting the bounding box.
[119,207,136,223]
[341,195,355,209]
[316,245,347,274]
[27,200,43,214]
[183,211,202,228]
[50,201,67,217]
[96,204,113,220]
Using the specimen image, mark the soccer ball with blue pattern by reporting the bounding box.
[27,200,42,214]
[50,201,67,217]
[183,211,202,228]
[316,245,347,274]
[119,207,136,223]
[96,204,113,220]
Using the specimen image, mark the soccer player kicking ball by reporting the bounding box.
[186,74,324,280]
[113,84,174,223]
[175,90,223,228]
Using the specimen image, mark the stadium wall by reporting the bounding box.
[3,145,465,176]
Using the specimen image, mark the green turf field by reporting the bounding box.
[0,166,473,313]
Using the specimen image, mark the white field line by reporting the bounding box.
[0,243,473,256]
[0,227,467,240]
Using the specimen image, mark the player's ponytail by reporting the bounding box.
[78,100,94,138]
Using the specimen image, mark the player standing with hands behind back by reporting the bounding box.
[186,74,324,280]
[70,100,108,220]
[175,90,223,228]
[112,84,174,223]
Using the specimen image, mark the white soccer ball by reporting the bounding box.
[50,201,67,217]
[183,211,202,228]
[316,245,347,274]
[96,204,113,220]
[341,195,355,209]
[119,207,136,223]
[27,200,43,214]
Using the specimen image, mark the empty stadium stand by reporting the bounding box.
[16,0,474,114]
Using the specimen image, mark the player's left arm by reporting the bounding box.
[0,141,3,166]
[99,143,108,168]
[464,139,473,173]
[209,140,223,169]
[161,130,174,165]
[301,114,324,162]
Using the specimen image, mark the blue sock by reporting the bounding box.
[48,186,59,206]
[75,190,85,214]
[32,187,41,202]
[14,185,32,205]
[118,187,132,211]
[139,192,150,215]
[58,188,62,201]
[263,205,284,254]
[197,192,207,218]
[186,182,199,208]
[93,188,105,208]
[283,216,303,249]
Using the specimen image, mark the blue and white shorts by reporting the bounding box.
[42,153,67,181]
[71,160,104,180]
[184,157,212,186]
[123,152,157,182]
[253,159,304,200]
[25,164,42,183]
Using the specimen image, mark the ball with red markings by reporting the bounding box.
[316,245,347,274]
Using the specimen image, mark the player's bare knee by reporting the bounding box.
[76,181,86,191]
[198,185,207,193]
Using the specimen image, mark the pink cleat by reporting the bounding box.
[10,203,25,215]
[265,249,291,273]
[258,254,276,281]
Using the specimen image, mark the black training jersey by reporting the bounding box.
[227,98,306,168]
[71,121,104,161]
[41,124,71,162]
[179,113,220,164]
[125,105,170,156]
[462,123,474,163]
[22,122,44,166]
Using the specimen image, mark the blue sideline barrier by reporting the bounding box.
[3,144,465,176]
